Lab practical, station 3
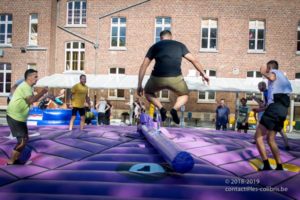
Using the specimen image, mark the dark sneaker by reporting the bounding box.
[170,109,180,124]
[160,107,167,122]
[275,164,284,171]
[285,146,291,151]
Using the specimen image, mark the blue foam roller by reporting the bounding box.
[140,114,194,173]
[18,146,32,164]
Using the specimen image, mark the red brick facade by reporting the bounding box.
[1,0,300,120]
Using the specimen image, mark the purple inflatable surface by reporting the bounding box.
[0,125,299,199]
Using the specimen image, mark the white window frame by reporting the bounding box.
[297,22,300,54]
[65,41,85,72]
[246,71,262,78]
[108,89,125,100]
[28,14,38,46]
[27,63,37,70]
[198,69,216,102]
[204,69,217,78]
[0,14,12,46]
[158,89,170,102]
[248,20,265,52]
[109,67,125,75]
[200,19,218,51]
[110,17,126,49]
[66,0,86,26]
[154,17,171,43]
[0,63,11,95]
[197,91,216,103]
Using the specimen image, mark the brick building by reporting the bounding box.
[0,0,300,121]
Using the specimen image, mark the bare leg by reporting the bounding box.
[145,93,163,109]
[7,150,20,165]
[279,130,290,150]
[267,130,282,165]
[7,136,27,165]
[172,95,188,110]
[69,116,76,131]
[255,124,268,160]
[80,116,85,130]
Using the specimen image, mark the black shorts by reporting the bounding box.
[260,94,290,132]
[237,122,249,130]
[72,107,86,116]
[6,115,28,138]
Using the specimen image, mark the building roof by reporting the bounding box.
[36,73,300,93]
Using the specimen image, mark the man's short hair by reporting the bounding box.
[24,69,38,80]
[258,81,266,87]
[267,60,279,69]
[240,97,247,102]
[160,30,172,37]
[80,74,86,79]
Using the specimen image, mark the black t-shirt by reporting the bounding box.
[146,40,190,77]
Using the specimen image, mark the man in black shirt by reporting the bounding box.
[137,30,209,124]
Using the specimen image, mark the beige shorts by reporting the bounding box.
[144,75,189,96]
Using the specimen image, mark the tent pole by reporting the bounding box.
[129,89,134,125]
[289,97,295,133]
[234,92,239,131]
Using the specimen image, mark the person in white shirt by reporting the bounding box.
[96,97,110,125]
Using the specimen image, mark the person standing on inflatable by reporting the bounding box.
[255,60,292,170]
[6,69,48,165]
[137,30,209,124]
[69,74,90,131]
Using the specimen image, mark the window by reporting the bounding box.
[111,17,126,48]
[108,89,125,99]
[27,63,37,70]
[155,17,171,43]
[158,89,169,101]
[249,20,265,51]
[0,14,12,45]
[67,0,86,25]
[198,91,215,102]
[28,14,38,46]
[204,69,216,77]
[295,94,300,103]
[296,72,300,79]
[297,22,300,52]
[201,19,218,50]
[109,67,125,74]
[247,71,262,78]
[198,69,216,102]
[65,41,85,71]
[0,63,11,94]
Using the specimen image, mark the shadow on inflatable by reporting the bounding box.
[27,107,97,126]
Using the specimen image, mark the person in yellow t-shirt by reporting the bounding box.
[68,74,90,131]
[6,69,48,165]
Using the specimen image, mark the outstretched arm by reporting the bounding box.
[26,87,48,105]
[184,53,209,84]
[137,57,152,96]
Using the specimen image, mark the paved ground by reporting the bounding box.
[0,125,299,199]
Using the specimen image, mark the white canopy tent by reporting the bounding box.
[36,73,300,93]
[36,73,299,131]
